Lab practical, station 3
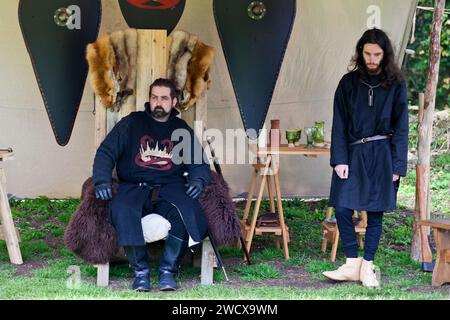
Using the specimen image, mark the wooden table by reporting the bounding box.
[418,219,450,286]
[242,144,330,260]
[0,151,23,264]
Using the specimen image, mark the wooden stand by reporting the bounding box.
[418,219,450,286]
[93,30,214,286]
[242,144,330,261]
[241,155,290,260]
[0,151,23,265]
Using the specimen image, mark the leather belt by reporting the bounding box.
[350,134,391,146]
[138,182,161,205]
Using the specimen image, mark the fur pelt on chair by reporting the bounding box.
[199,171,241,246]
[64,172,241,264]
[181,40,214,110]
[124,28,138,102]
[63,177,120,265]
[167,30,198,92]
[86,34,119,109]
[167,30,214,111]
[86,29,138,111]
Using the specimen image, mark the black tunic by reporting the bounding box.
[328,71,409,211]
[92,103,211,248]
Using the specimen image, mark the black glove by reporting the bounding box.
[185,180,204,200]
[95,183,113,201]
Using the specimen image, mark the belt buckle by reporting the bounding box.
[361,137,367,144]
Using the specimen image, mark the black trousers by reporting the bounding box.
[144,197,189,241]
[335,206,383,261]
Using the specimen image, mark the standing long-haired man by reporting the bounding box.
[323,28,409,288]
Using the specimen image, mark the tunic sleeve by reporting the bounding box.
[92,116,131,186]
[330,81,349,167]
[391,81,409,176]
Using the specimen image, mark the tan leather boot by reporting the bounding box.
[360,259,380,288]
[322,257,362,281]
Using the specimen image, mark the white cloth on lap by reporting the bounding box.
[141,214,171,243]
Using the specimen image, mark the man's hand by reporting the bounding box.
[393,174,400,182]
[186,180,204,200]
[95,183,113,201]
[334,164,349,179]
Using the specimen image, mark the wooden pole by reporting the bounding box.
[411,0,446,262]
[0,160,23,265]
[417,164,433,264]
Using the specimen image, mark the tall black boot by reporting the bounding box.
[158,234,188,291]
[123,245,150,292]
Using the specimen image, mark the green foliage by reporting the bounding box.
[51,229,65,238]
[57,212,73,224]
[401,121,450,215]
[21,230,47,241]
[236,263,281,281]
[253,248,284,261]
[20,241,52,260]
[405,0,450,110]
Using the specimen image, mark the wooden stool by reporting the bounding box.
[0,151,23,265]
[418,219,450,286]
[241,156,290,260]
[321,207,367,262]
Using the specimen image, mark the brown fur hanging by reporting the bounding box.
[168,30,198,92]
[124,28,138,101]
[110,30,130,110]
[181,40,215,110]
[86,29,138,111]
[86,34,119,109]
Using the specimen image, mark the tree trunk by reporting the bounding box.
[411,0,446,262]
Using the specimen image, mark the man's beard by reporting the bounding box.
[366,63,381,75]
[151,106,170,119]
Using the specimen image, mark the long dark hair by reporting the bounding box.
[349,28,404,87]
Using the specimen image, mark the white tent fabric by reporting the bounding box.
[0,0,416,198]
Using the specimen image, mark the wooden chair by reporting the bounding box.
[93,29,216,287]
[321,207,367,262]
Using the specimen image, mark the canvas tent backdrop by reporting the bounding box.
[0,0,416,198]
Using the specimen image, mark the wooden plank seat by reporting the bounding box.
[418,219,450,286]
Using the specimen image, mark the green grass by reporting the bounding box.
[236,263,281,282]
[21,230,47,241]
[21,241,53,259]
[0,274,447,300]
[304,260,336,280]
